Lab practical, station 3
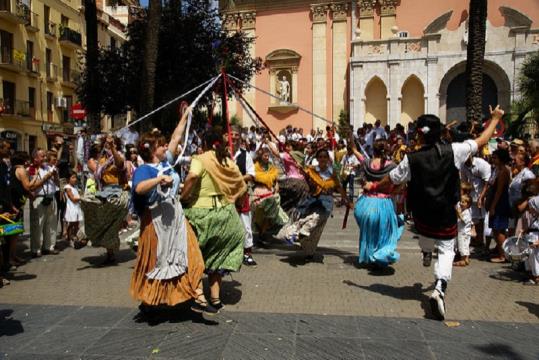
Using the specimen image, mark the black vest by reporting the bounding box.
[407,144,460,239]
[236,149,247,176]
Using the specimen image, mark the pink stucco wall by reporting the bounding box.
[395,0,539,38]
[254,7,314,134]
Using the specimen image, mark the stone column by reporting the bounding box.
[426,56,439,118]
[331,2,349,123]
[388,60,400,127]
[380,0,398,39]
[358,0,376,40]
[239,11,256,127]
[311,4,328,131]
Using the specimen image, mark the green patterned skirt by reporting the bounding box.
[81,189,129,252]
[184,203,243,273]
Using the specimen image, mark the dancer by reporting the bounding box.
[352,139,403,268]
[78,135,129,265]
[181,131,246,311]
[130,115,216,314]
[231,126,257,266]
[365,105,504,320]
[280,148,350,261]
[252,147,289,236]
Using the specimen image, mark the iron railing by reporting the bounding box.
[59,26,82,46]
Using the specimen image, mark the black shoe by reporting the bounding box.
[42,249,59,255]
[429,289,446,321]
[191,301,219,316]
[210,299,225,311]
[243,255,257,267]
[422,252,432,267]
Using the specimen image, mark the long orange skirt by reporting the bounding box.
[129,212,204,306]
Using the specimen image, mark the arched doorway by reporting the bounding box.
[446,73,497,123]
[364,77,388,125]
[400,75,425,127]
[439,60,511,123]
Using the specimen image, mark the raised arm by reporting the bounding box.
[348,134,365,163]
[475,105,504,149]
[169,106,192,157]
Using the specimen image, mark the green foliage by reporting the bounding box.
[77,0,263,134]
[336,109,350,139]
[519,51,539,114]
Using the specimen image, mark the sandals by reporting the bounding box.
[73,239,88,250]
[453,259,470,267]
[523,279,538,286]
[191,293,219,315]
[210,298,225,311]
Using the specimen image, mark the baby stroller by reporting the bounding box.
[503,235,534,271]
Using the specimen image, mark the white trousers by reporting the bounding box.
[419,236,455,282]
[30,197,58,253]
[457,231,471,256]
[240,212,253,249]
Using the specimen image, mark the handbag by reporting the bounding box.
[0,214,24,236]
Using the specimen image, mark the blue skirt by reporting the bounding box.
[354,195,404,266]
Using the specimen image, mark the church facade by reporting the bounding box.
[219,0,539,132]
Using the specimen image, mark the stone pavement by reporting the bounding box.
[1,207,538,359]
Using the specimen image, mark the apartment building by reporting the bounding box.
[0,0,129,152]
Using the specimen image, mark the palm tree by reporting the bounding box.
[139,0,162,128]
[83,0,100,133]
[465,0,488,123]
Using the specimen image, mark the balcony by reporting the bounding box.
[59,26,82,49]
[46,63,58,82]
[0,98,30,117]
[0,0,27,25]
[61,68,80,88]
[0,48,24,73]
[22,5,39,32]
[44,21,56,39]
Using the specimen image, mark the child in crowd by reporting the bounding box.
[64,172,83,246]
[455,194,473,266]
[519,196,539,285]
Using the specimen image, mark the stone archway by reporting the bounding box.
[439,60,511,123]
[364,76,388,125]
[400,75,425,127]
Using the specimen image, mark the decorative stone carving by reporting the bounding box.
[368,44,386,54]
[240,11,256,30]
[406,41,422,53]
[380,0,398,17]
[223,13,238,31]
[311,4,329,23]
[358,0,376,18]
[330,2,349,22]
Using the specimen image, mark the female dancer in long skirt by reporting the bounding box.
[181,131,247,311]
[352,139,404,268]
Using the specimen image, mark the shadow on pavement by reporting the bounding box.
[343,280,434,319]
[473,343,526,360]
[488,267,528,283]
[4,272,37,281]
[220,279,243,305]
[132,303,220,327]
[0,310,24,337]
[77,248,136,270]
[515,301,539,319]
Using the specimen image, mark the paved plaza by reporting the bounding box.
[0,208,538,359]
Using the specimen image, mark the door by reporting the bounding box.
[2,81,15,114]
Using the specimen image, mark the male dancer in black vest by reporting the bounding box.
[365,105,504,320]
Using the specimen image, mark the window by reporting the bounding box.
[44,5,51,34]
[110,37,116,50]
[28,87,35,108]
[26,40,34,71]
[0,30,14,64]
[398,31,409,38]
[2,81,15,114]
[62,55,70,81]
[45,48,52,77]
[46,91,53,111]
[61,15,68,27]
[63,95,72,122]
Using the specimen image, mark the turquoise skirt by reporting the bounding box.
[354,195,403,266]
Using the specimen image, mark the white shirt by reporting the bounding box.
[390,140,479,185]
[509,167,535,207]
[118,128,139,146]
[461,157,491,202]
[234,149,255,177]
[341,153,361,175]
[458,204,473,235]
[35,165,57,196]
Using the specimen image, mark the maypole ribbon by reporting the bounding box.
[115,75,219,134]
[222,70,234,155]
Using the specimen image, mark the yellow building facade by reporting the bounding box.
[0,0,127,152]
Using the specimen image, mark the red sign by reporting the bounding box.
[70,103,86,120]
